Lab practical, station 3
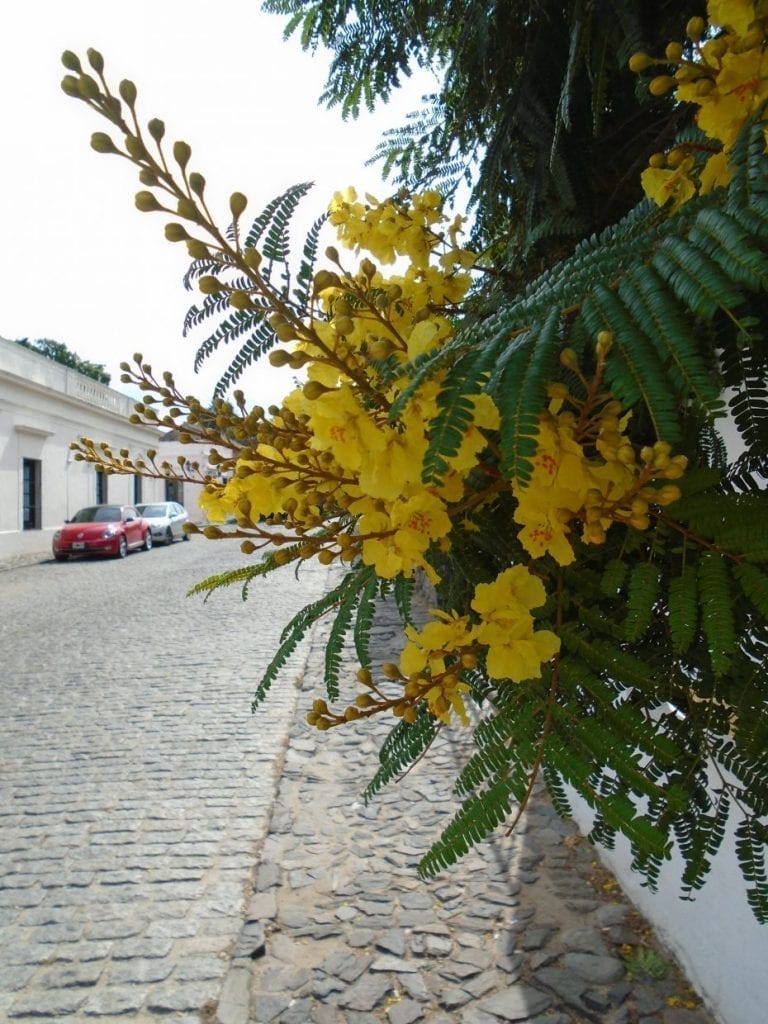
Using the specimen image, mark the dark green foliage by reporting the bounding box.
[15,337,111,384]
[264,0,701,254]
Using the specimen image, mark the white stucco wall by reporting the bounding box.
[567,795,768,1024]
[0,337,166,559]
[566,409,767,1024]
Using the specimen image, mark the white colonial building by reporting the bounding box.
[0,336,175,561]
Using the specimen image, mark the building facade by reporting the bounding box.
[0,336,170,561]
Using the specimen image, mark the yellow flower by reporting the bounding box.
[641,166,697,210]
[308,386,384,472]
[514,497,577,565]
[359,490,451,580]
[399,611,475,676]
[471,565,547,618]
[479,617,561,682]
[708,0,756,34]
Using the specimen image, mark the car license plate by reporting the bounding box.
[72,542,85,550]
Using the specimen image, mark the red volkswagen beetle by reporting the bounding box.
[52,504,153,560]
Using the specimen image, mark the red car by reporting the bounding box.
[52,504,153,560]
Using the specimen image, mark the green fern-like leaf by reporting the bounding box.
[362,709,437,804]
[623,562,660,642]
[735,819,768,923]
[581,284,680,441]
[353,574,380,671]
[698,553,736,676]
[324,593,359,702]
[418,777,518,878]
[491,307,562,484]
[668,564,698,655]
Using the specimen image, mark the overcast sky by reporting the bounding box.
[0,1,436,408]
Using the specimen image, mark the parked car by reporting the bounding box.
[136,502,190,545]
[52,505,152,560]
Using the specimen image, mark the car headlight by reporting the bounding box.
[53,530,62,541]
[103,527,118,538]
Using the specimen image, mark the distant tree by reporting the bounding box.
[15,337,111,385]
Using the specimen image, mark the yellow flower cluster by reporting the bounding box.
[308,566,560,730]
[632,0,768,208]
[80,188,686,735]
[199,190,491,584]
[397,567,561,724]
[512,342,687,566]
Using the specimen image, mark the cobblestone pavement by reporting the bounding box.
[0,538,332,1023]
[218,582,719,1024]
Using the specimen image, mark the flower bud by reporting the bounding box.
[125,134,147,160]
[559,347,579,370]
[177,197,199,221]
[664,42,684,62]
[313,269,341,293]
[686,16,706,41]
[244,248,262,271]
[229,290,253,310]
[90,132,117,154]
[186,239,210,260]
[147,118,165,142]
[628,51,653,72]
[596,330,614,355]
[60,75,81,98]
[61,51,82,73]
[188,172,206,196]
[303,380,331,400]
[268,349,292,367]
[173,140,192,169]
[325,245,340,262]
[229,192,248,219]
[334,316,354,336]
[135,191,162,212]
[77,74,101,100]
[382,662,403,679]
[198,275,223,295]
[86,48,104,73]
[118,79,137,106]
[164,222,189,242]
[649,75,677,96]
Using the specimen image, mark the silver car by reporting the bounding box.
[136,502,190,545]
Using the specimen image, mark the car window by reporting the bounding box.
[94,507,120,522]
[139,505,166,518]
[71,507,99,523]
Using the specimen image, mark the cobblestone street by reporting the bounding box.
[0,538,331,1022]
[0,542,723,1024]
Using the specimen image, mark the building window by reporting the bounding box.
[96,467,108,504]
[133,475,143,505]
[165,478,183,503]
[22,459,42,530]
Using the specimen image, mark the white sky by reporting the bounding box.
[0,1,437,408]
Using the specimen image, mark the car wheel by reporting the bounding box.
[165,527,173,545]
[54,552,68,562]
[116,536,128,559]
[144,531,153,551]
